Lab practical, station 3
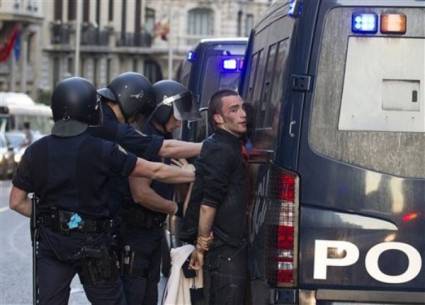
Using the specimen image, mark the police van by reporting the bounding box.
[176,37,248,142]
[240,0,425,304]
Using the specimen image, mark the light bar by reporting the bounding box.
[239,59,244,70]
[288,0,303,18]
[381,14,406,34]
[222,58,238,71]
[352,13,378,34]
[187,51,196,62]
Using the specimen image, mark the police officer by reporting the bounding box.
[122,80,200,305]
[94,72,202,217]
[9,77,195,305]
[95,72,202,161]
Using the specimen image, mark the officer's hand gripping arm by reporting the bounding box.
[158,140,202,159]
[129,176,178,214]
[9,186,31,217]
[131,157,195,183]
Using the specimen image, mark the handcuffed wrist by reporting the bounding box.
[196,235,211,252]
[195,243,206,253]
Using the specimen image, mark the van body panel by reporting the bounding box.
[299,1,425,290]
[243,0,425,304]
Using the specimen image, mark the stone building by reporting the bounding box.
[0,0,43,98]
[39,0,271,100]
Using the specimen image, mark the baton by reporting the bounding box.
[31,194,39,305]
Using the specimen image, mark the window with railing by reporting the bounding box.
[108,0,113,21]
[145,8,155,34]
[83,0,90,23]
[187,8,214,36]
[144,60,162,83]
[54,0,63,21]
[135,0,142,33]
[95,0,100,26]
[245,14,254,36]
[68,0,76,21]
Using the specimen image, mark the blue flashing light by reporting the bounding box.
[352,13,378,34]
[222,58,238,71]
[187,51,196,62]
[288,0,303,18]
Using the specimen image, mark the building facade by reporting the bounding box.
[146,0,271,78]
[39,0,271,101]
[0,0,43,98]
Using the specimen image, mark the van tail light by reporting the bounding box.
[267,168,299,287]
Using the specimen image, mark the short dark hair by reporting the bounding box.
[208,89,239,129]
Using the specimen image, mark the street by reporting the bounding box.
[0,180,165,305]
[0,180,91,305]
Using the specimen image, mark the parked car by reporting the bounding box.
[0,133,15,179]
[6,131,27,167]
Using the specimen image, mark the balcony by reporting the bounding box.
[81,25,110,46]
[50,23,71,45]
[116,32,152,48]
[0,0,43,22]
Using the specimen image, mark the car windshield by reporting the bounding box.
[6,132,26,148]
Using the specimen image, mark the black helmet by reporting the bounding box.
[151,80,200,125]
[51,77,100,125]
[97,72,155,121]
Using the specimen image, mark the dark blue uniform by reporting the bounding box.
[89,103,164,215]
[120,121,173,305]
[89,104,166,305]
[13,128,138,305]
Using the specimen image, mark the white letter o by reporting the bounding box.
[365,242,421,284]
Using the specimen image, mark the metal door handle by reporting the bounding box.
[289,120,296,138]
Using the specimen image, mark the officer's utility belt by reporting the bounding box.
[37,207,113,235]
[120,207,165,229]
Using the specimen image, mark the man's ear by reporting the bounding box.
[213,113,224,125]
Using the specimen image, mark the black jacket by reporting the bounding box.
[181,129,248,246]
[13,130,137,218]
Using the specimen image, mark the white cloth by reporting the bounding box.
[163,244,203,305]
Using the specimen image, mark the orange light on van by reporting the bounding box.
[381,14,406,34]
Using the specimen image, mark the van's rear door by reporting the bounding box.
[298,1,425,293]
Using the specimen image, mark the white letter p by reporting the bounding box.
[314,240,359,280]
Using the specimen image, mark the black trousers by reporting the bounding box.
[36,228,126,305]
[204,244,248,305]
[121,226,163,305]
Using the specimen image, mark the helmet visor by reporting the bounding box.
[97,87,117,102]
[164,91,201,121]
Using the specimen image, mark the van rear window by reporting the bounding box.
[309,8,425,179]
[339,37,424,133]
